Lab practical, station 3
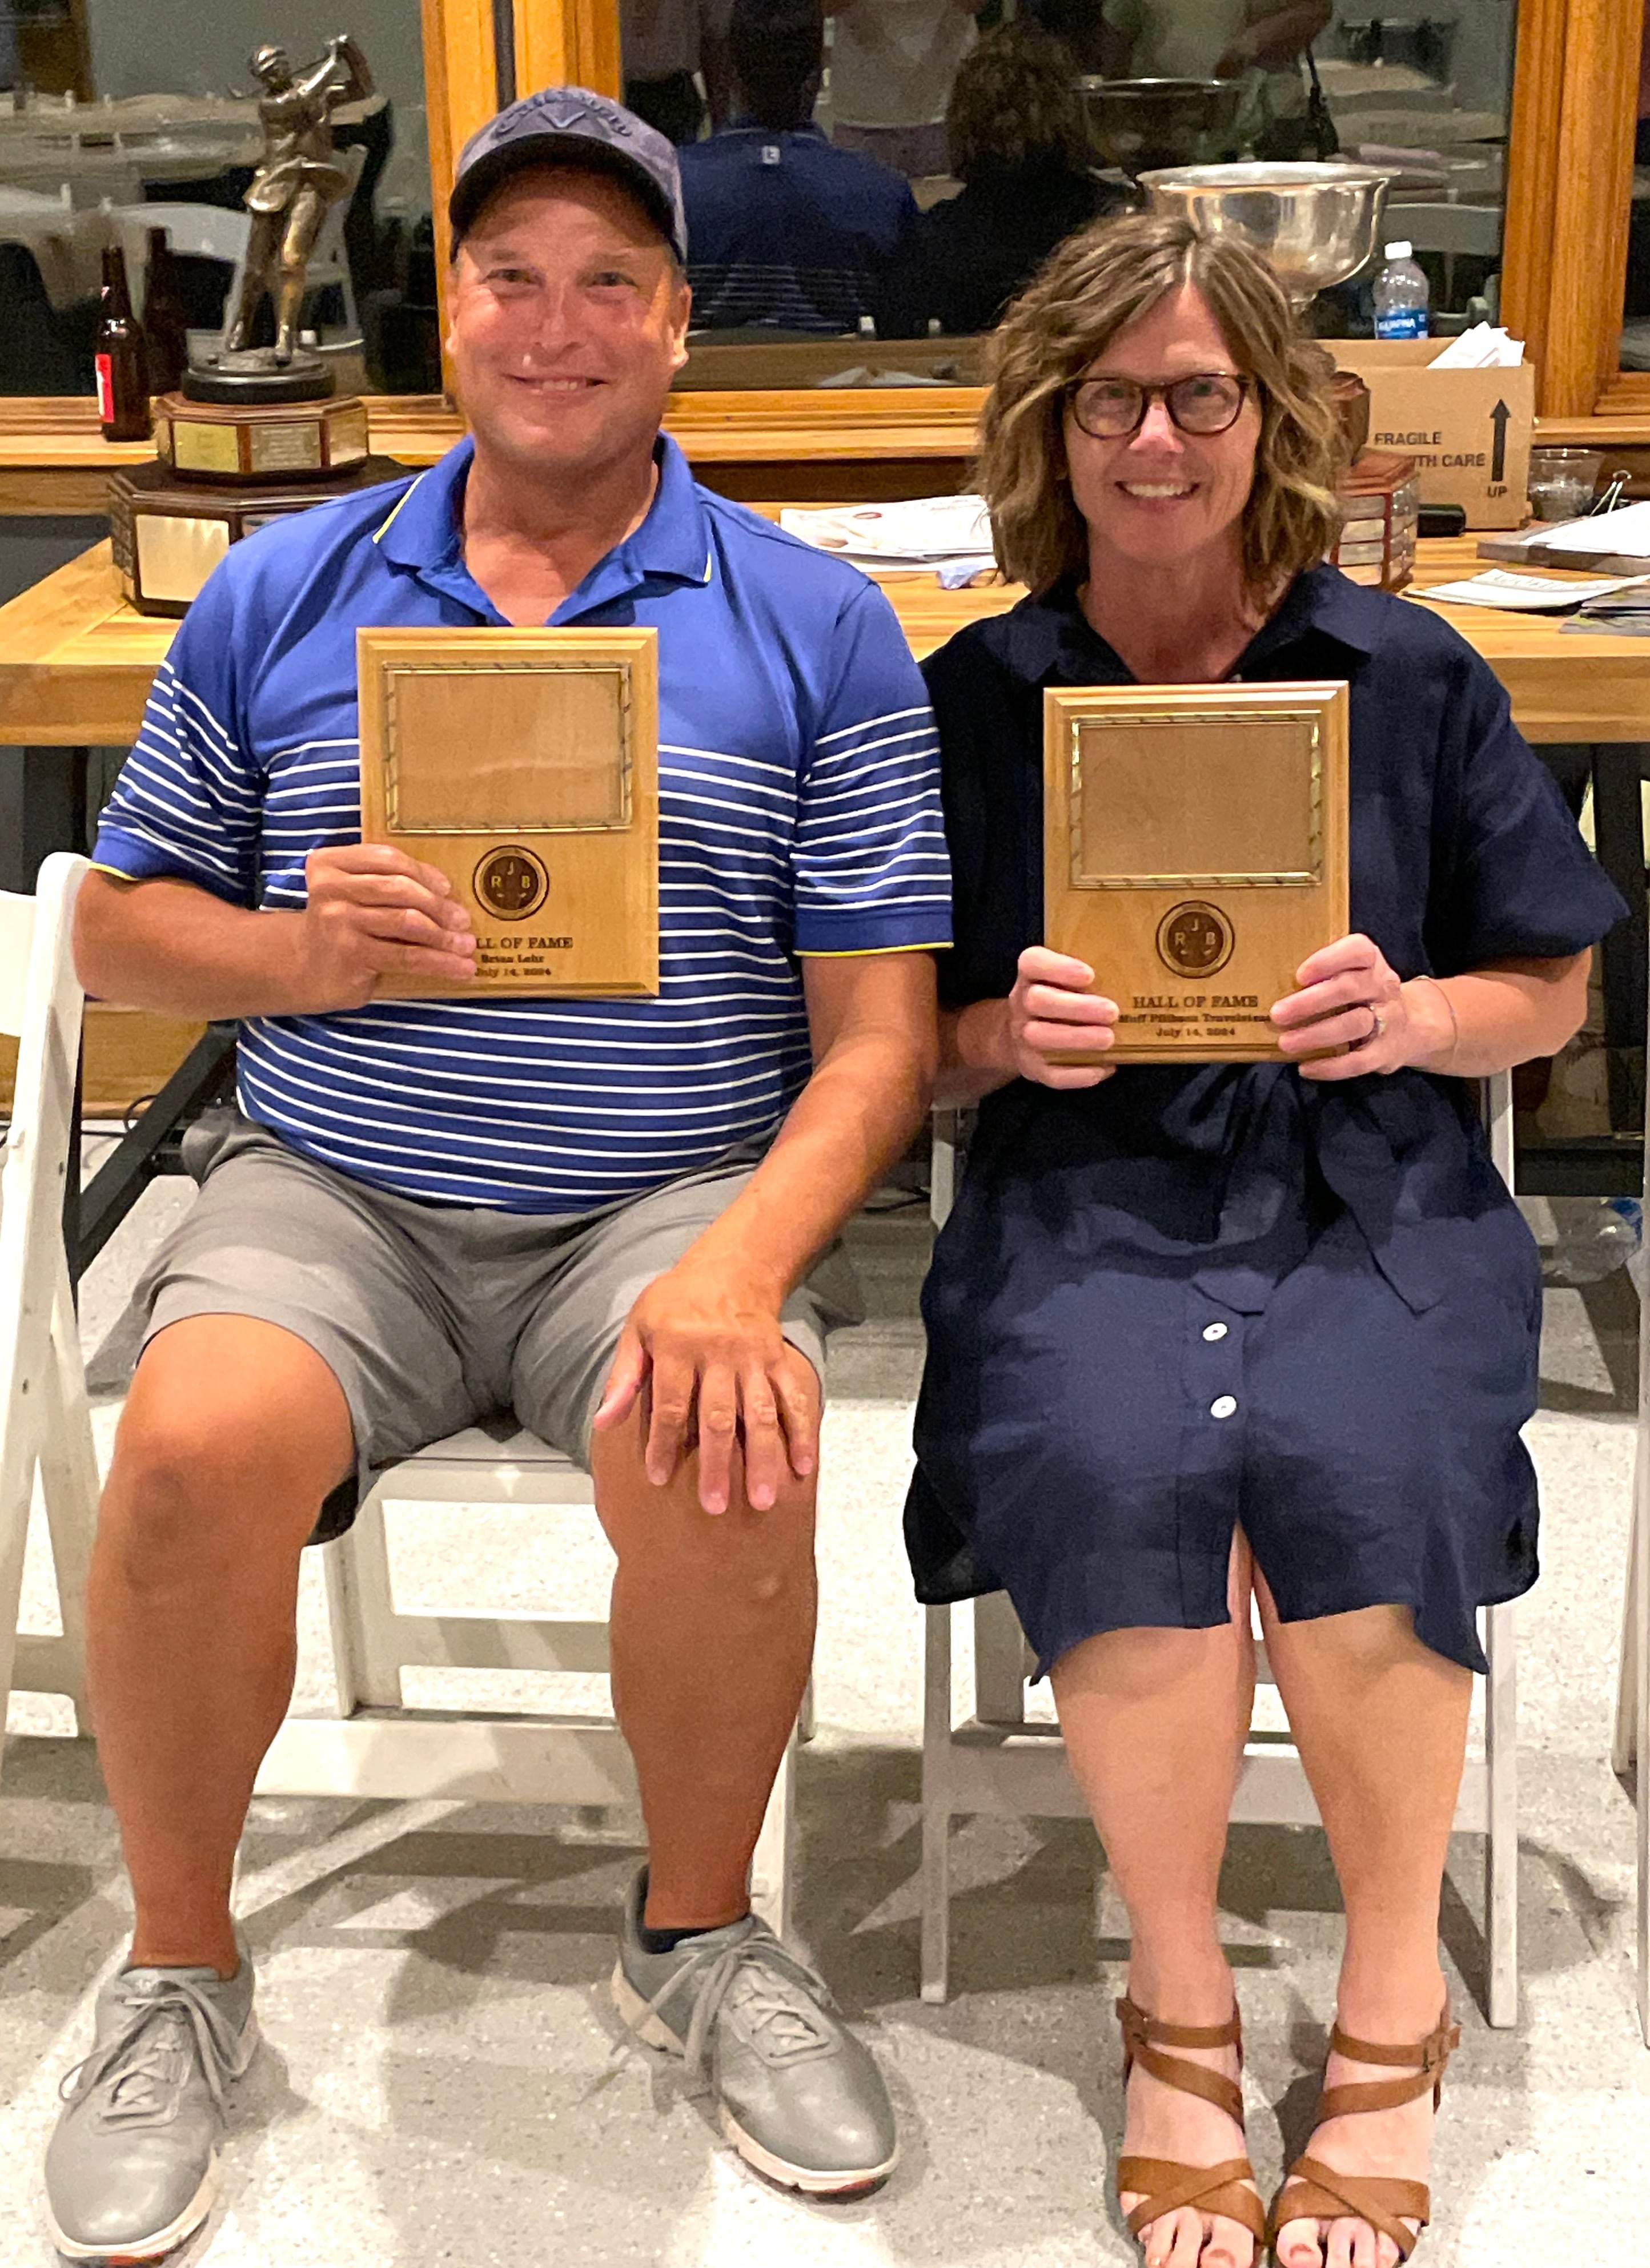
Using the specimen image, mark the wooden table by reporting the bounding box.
[2,533,1647,1199]
[3,530,1648,739]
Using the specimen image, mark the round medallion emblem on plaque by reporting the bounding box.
[1157,900,1234,979]
[475,846,549,921]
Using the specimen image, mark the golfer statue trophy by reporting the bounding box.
[109,32,404,616]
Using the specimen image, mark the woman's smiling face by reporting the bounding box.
[1063,283,1264,573]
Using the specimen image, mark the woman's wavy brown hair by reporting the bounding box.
[976,213,1343,597]
[946,25,1089,182]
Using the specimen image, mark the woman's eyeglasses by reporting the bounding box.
[1067,372,1253,440]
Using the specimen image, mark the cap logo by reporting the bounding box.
[485,89,637,148]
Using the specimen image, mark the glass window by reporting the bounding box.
[660,0,1122,383]
[0,1,435,395]
[660,0,1525,387]
[1311,1,1519,340]
[1624,0,1650,369]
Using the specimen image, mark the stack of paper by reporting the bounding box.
[1566,583,1650,637]
[779,496,995,584]
[1420,567,1650,611]
[1535,498,1650,560]
[1428,324,1524,368]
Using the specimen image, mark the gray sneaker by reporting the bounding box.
[612,1869,897,2197]
[44,1936,258,2262]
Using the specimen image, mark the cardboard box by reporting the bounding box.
[1332,340,1534,528]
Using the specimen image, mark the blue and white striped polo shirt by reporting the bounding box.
[94,433,951,1212]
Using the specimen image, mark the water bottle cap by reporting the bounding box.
[1384,240,1412,260]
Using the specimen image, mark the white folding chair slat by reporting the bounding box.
[920,1083,1519,2017]
[0,855,97,1758]
[0,894,35,1035]
[354,1611,612,1676]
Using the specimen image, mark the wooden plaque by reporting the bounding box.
[358,626,659,998]
[1043,681,1350,1063]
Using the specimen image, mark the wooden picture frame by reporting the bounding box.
[358,624,659,997]
[1043,681,1350,1064]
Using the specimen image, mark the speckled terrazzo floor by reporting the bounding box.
[2,1167,1647,2266]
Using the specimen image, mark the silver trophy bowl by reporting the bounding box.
[1137,162,1392,306]
[1078,78,1244,176]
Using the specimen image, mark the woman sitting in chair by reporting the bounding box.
[905,214,1622,2268]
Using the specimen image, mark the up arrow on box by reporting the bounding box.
[1490,400,1511,483]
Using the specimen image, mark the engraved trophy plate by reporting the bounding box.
[1044,681,1349,1062]
[248,419,324,475]
[171,419,242,477]
[358,627,659,998]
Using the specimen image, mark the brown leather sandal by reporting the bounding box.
[1114,1994,1268,2259]
[1267,2008,1460,2265]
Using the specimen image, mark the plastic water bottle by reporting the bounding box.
[1373,241,1430,340]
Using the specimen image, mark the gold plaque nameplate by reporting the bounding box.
[1043,680,1350,1063]
[358,626,659,997]
[248,419,324,475]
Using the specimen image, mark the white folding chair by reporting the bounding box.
[114,202,253,324]
[255,1420,800,1941]
[920,1083,1520,2025]
[0,853,98,1761]
[300,143,367,341]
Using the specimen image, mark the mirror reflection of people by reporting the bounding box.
[1029,0,1331,151]
[908,214,1621,2268]
[621,0,736,143]
[680,0,917,329]
[827,0,989,179]
[222,35,374,365]
[876,23,1122,337]
[43,84,947,2263]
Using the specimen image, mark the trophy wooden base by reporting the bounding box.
[358,626,660,999]
[1044,681,1350,1064]
[1330,449,1420,591]
[110,455,408,616]
[155,385,370,484]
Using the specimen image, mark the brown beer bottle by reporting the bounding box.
[94,244,152,442]
[141,228,190,397]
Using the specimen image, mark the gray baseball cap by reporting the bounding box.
[449,85,688,263]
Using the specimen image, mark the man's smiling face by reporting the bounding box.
[446,165,691,484]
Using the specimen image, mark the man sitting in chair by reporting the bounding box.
[45,86,947,2265]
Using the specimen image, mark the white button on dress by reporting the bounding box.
[1210,1395,1238,1419]
[1202,1322,1229,1342]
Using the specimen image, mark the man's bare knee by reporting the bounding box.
[101,1317,351,1572]
[596,1417,816,1601]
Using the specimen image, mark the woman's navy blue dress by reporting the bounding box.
[905,566,1627,1675]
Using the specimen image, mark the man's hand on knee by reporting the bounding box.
[593,1262,820,1517]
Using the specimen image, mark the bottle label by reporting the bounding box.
[1374,310,1429,340]
[95,353,114,424]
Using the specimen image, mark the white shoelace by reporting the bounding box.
[59,1977,246,2126]
[618,1921,837,2093]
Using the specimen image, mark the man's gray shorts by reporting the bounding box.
[132,1109,860,1542]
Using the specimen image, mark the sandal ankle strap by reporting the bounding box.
[1320,2008,1460,2118]
[1116,1994,1246,2126]
[1117,1995,1243,2053]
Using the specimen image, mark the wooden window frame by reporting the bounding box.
[1501,0,1646,423]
